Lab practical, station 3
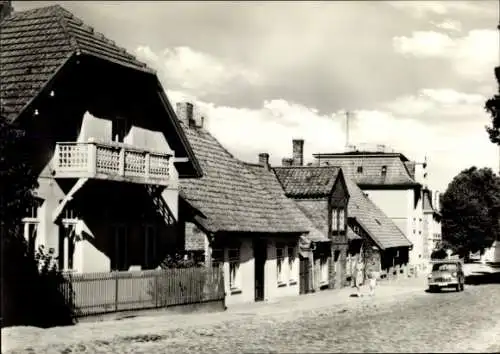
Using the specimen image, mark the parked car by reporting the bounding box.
[427,260,465,292]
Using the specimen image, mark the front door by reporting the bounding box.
[299,255,310,294]
[254,239,267,302]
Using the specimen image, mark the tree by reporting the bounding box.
[0,118,75,327]
[485,67,500,145]
[440,167,500,260]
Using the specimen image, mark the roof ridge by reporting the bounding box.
[52,5,79,52]
[273,165,340,169]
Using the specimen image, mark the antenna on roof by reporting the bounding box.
[345,111,350,152]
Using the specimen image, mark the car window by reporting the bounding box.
[432,263,458,272]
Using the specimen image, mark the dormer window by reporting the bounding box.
[357,166,363,173]
[112,117,129,143]
[381,165,387,176]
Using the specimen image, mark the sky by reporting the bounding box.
[14,0,500,192]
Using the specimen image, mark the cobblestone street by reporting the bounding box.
[3,271,500,353]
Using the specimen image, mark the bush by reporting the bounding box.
[430,248,448,260]
[1,244,77,328]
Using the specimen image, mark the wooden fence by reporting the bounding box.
[60,267,225,317]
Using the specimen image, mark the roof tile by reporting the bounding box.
[273,166,340,198]
[0,4,151,121]
[315,154,418,186]
[179,123,310,235]
[345,177,412,249]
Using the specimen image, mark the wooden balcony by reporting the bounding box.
[53,141,172,186]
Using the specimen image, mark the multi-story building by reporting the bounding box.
[1,4,203,273]
[313,144,439,269]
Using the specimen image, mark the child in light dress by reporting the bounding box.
[368,268,379,296]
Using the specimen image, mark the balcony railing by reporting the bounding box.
[53,141,172,186]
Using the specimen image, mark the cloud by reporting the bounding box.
[432,19,462,32]
[393,29,498,82]
[386,1,492,18]
[136,45,263,97]
[165,88,497,193]
[393,31,455,57]
[385,89,486,119]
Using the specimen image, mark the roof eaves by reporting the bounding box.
[11,52,76,124]
[79,49,155,74]
[156,82,203,179]
[354,217,386,250]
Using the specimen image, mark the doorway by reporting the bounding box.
[299,255,310,294]
[254,239,267,302]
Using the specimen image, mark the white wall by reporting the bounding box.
[31,112,181,273]
[363,188,425,267]
[221,237,300,307]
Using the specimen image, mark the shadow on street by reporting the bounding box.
[465,271,500,286]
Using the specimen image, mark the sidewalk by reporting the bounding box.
[227,273,427,316]
[1,274,428,353]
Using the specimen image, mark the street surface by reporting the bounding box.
[2,263,500,353]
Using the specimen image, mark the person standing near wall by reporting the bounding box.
[368,260,379,296]
[354,257,364,297]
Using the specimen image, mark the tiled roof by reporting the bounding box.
[245,163,327,242]
[0,5,152,122]
[179,123,309,235]
[345,177,412,249]
[313,154,419,187]
[293,199,360,241]
[0,5,202,178]
[273,166,340,198]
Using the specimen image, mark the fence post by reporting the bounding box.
[154,273,159,308]
[114,271,119,312]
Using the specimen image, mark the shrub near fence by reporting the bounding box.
[61,267,224,317]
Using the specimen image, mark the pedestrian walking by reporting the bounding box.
[368,269,379,296]
[355,259,364,297]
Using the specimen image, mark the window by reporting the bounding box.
[25,221,39,257]
[211,248,224,270]
[357,166,363,173]
[144,225,157,269]
[320,256,329,284]
[112,117,129,143]
[228,246,241,291]
[338,208,345,231]
[23,199,42,257]
[276,243,286,286]
[111,224,128,271]
[59,221,77,271]
[331,209,339,231]
[381,165,387,176]
[288,245,297,284]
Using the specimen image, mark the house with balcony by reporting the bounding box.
[278,140,413,282]
[313,146,428,270]
[174,103,339,306]
[0,5,202,273]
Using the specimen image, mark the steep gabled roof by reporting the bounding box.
[179,123,309,235]
[273,166,340,198]
[345,177,412,249]
[312,153,419,187]
[293,199,361,241]
[0,5,202,178]
[244,163,327,242]
[0,5,152,121]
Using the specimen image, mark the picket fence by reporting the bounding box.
[60,267,225,317]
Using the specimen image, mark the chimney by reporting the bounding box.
[282,158,293,167]
[292,139,304,166]
[0,1,13,22]
[175,102,194,126]
[258,153,270,170]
